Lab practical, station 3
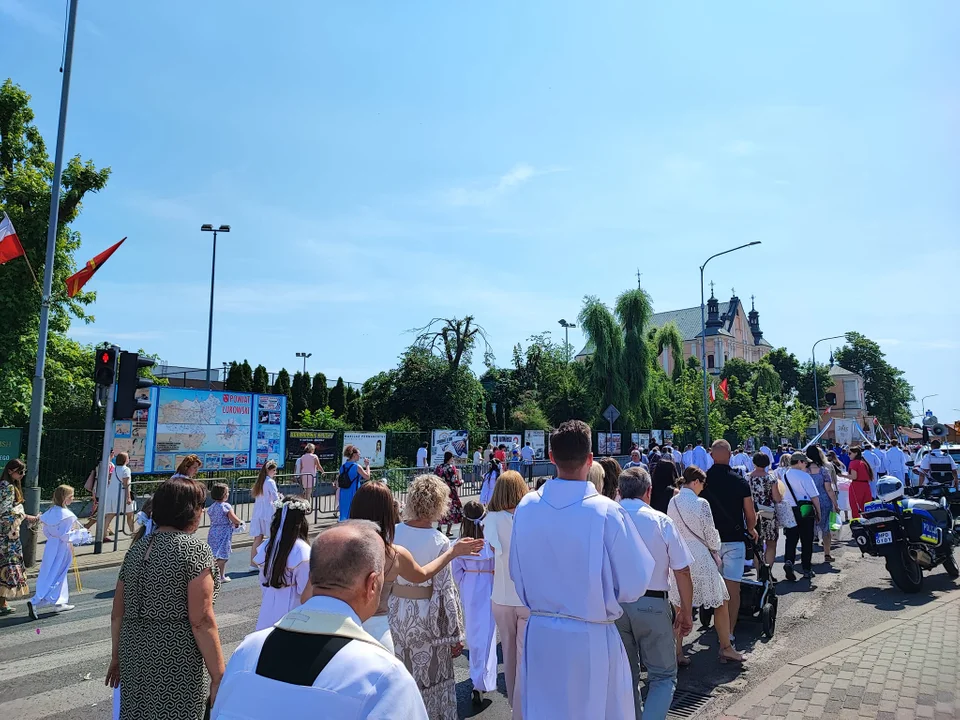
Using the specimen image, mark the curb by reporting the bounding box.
[724,588,960,717]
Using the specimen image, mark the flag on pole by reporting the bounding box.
[719,378,730,400]
[65,238,126,298]
[823,405,831,415]
[0,212,26,264]
[709,382,716,402]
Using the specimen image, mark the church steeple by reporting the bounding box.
[748,294,763,343]
[706,283,721,328]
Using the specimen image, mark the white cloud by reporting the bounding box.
[444,163,564,207]
[0,0,59,36]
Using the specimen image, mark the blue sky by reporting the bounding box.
[3,0,958,422]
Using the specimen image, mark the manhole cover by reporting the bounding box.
[668,689,713,718]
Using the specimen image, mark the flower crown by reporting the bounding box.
[273,498,311,513]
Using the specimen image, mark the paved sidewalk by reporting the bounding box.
[722,590,960,720]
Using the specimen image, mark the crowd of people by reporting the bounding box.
[1,422,955,720]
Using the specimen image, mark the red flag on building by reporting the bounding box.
[709,382,716,402]
[65,238,126,298]
[719,378,730,400]
[0,212,25,264]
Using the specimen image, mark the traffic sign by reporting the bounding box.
[602,404,621,423]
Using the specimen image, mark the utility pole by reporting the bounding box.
[93,345,118,554]
[23,0,80,566]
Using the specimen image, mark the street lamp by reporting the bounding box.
[296,352,312,375]
[699,242,761,445]
[812,334,847,432]
[921,394,938,415]
[558,319,577,362]
[200,224,230,390]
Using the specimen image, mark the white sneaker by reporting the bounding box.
[52,604,75,613]
[248,564,259,572]
[221,575,232,583]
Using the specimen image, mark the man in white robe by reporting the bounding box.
[759,443,775,467]
[510,420,654,720]
[681,444,695,469]
[731,447,753,475]
[691,440,712,470]
[212,521,428,720]
[884,439,908,482]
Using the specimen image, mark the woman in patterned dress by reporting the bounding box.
[389,474,465,720]
[434,452,463,537]
[106,476,226,720]
[0,459,37,615]
[748,452,782,571]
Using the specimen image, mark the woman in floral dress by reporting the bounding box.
[747,452,782,571]
[434,452,463,537]
[1,459,37,615]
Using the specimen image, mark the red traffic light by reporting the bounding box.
[101,352,111,363]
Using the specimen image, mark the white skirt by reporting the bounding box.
[249,516,272,537]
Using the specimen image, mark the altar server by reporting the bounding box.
[28,485,83,618]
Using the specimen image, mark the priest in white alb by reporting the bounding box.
[510,420,655,720]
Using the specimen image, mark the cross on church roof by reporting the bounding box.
[751,294,755,310]
[731,287,736,297]
[709,280,715,296]
[636,269,643,288]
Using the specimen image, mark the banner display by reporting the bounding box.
[630,432,650,450]
[286,430,338,465]
[342,432,386,468]
[0,428,21,465]
[834,419,855,446]
[524,430,546,460]
[432,430,469,464]
[490,434,522,452]
[115,387,286,474]
[664,430,674,443]
[597,432,622,455]
[651,429,663,445]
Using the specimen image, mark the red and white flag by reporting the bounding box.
[823,405,831,415]
[0,212,25,265]
[709,382,716,402]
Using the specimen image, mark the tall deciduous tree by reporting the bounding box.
[578,296,627,424]
[252,364,269,393]
[411,315,492,371]
[834,332,913,425]
[764,347,801,398]
[0,80,111,426]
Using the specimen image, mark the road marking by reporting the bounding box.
[0,613,111,649]
[0,613,250,683]
[0,641,242,720]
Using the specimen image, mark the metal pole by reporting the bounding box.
[813,344,820,433]
[700,265,710,446]
[94,364,116,554]
[564,326,570,362]
[205,230,217,390]
[23,0,80,567]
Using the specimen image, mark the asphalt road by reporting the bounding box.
[2,525,957,719]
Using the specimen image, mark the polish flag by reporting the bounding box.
[823,406,831,415]
[709,382,716,402]
[0,213,25,265]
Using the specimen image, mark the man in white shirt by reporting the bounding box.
[415,442,428,468]
[884,439,908,483]
[862,443,882,481]
[691,440,712,470]
[510,420,654,720]
[781,453,823,582]
[876,442,889,476]
[616,467,693,720]
[681,444,695,469]
[759,443,775,468]
[212,521,428,719]
[521,441,536,483]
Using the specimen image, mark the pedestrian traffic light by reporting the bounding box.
[114,351,156,420]
[825,392,837,406]
[94,347,117,386]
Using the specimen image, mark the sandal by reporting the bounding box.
[824,555,835,562]
[0,606,15,616]
[719,648,745,664]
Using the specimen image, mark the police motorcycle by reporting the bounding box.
[850,476,960,593]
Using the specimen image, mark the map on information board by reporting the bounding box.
[116,387,286,474]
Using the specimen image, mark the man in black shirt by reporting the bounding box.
[701,439,758,642]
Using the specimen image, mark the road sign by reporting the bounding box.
[602,404,620,426]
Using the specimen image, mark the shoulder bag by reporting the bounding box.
[673,498,724,571]
[783,471,815,521]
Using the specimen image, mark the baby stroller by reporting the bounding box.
[698,539,778,638]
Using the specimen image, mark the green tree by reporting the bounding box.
[239,360,253,392]
[411,315,492,371]
[615,288,654,424]
[329,377,347,418]
[310,372,328,412]
[0,79,111,426]
[299,407,350,432]
[653,323,684,381]
[361,371,395,429]
[834,332,913,425]
[510,395,551,431]
[252,364,269,393]
[578,296,627,425]
[272,368,292,423]
[346,396,364,428]
[764,347,801,397]
[224,361,242,390]
[291,372,308,423]
[388,348,484,429]
[796,361,832,410]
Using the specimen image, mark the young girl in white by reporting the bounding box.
[206,483,241,583]
[249,460,280,569]
[451,500,498,706]
[27,485,86,619]
[253,496,311,630]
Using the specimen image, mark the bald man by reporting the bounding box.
[212,521,428,719]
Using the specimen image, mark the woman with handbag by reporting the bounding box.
[668,466,744,666]
[747,452,782,572]
[806,446,840,563]
[337,445,371,522]
[781,453,822,582]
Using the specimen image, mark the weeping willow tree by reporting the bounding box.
[654,322,684,381]
[616,288,654,423]
[578,296,628,421]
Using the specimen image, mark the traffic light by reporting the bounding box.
[94,347,117,386]
[115,351,156,420]
[825,392,837,406]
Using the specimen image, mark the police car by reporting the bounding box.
[908,443,960,484]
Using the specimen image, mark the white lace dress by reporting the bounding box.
[667,488,730,609]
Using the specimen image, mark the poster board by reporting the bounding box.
[114,387,287,474]
[664,430,674,443]
[597,432,622,455]
[834,419,854,446]
[342,432,386,468]
[631,432,650,450]
[432,429,469,464]
[287,430,338,465]
[651,429,664,445]
[0,428,22,465]
[490,434,522,452]
[524,430,546,460]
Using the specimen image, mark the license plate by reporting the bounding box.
[875,531,893,545]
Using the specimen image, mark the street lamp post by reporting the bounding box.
[558,319,577,362]
[812,334,847,432]
[699,242,761,445]
[921,394,938,415]
[296,352,312,375]
[200,224,230,390]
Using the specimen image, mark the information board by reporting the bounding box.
[286,430,338,465]
[0,428,21,465]
[342,432,387,468]
[431,429,469,465]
